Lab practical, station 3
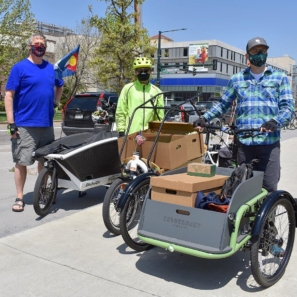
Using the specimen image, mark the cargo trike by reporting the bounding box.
[118,124,297,288]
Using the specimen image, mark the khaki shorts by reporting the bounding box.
[11,127,54,166]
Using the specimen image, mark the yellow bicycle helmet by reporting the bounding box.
[133,57,152,69]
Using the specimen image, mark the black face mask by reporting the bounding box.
[137,70,150,82]
[248,52,267,67]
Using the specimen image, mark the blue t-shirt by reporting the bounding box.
[6,58,64,127]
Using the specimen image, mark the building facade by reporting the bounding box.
[150,37,293,101]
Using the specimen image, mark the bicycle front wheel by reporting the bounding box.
[33,167,57,216]
[102,178,129,235]
[120,179,151,252]
[250,196,295,287]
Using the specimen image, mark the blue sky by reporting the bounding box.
[30,0,297,63]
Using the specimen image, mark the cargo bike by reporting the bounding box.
[117,123,297,288]
[32,97,122,216]
[102,94,204,235]
[32,91,173,217]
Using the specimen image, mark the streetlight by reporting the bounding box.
[156,28,186,87]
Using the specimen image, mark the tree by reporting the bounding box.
[0,0,35,93]
[89,0,155,94]
[55,15,102,104]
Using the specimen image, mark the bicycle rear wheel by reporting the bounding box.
[289,118,296,130]
[120,179,151,251]
[250,196,295,287]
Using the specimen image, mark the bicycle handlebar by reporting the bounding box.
[202,123,262,136]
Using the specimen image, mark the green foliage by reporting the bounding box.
[89,0,156,94]
[55,15,101,102]
[0,0,35,84]
[0,101,5,111]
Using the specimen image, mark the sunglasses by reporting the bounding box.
[249,47,268,55]
[136,68,151,73]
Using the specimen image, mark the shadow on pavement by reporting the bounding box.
[27,186,107,220]
[133,247,264,292]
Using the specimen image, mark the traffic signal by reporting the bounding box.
[213,59,217,71]
[193,67,197,76]
[197,86,203,94]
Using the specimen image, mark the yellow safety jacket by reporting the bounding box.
[115,80,164,134]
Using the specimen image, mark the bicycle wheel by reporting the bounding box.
[250,196,295,287]
[33,167,57,216]
[102,178,129,235]
[120,179,151,251]
[289,119,296,130]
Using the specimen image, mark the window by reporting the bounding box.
[183,47,188,56]
[164,49,169,57]
[221,47,223,57]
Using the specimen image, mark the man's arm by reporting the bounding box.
[275,75,294,126]
[115,87,128,133]
[155,93,164,120]
[54,86,63,105]
[4,90,15,123]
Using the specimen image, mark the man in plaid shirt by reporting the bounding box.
[194,37,294,193]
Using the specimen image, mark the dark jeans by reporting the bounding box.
[237,141,280,193]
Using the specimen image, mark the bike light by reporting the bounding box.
[168,245,174,252]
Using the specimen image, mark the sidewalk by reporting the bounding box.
[0,136,297,296]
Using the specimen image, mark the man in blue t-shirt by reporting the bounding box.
[4,33,64,212]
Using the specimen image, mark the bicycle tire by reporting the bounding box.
[250,196,295,287]
[33,167,57,216]
[102,178,128,235]
[289,119,296,130]
[120,179,151,251]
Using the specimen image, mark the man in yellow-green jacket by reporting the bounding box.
[116,57,164,136]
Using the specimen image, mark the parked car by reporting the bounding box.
[62,92,118,135]
[164,103,222,126]
[196,100,233,126]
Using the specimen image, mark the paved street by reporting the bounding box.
[0,128,297,296]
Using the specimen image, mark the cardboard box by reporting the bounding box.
[151,186,223,207]
[148,121,204,157]
[187,163,216,177]
[118,122,204,168]
[150,173,229,207]
[117,132,142,162]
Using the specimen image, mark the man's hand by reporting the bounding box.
[7,123,18,136]
[193,117,206,132]
[193,116,206,128]
[261,119,277,132]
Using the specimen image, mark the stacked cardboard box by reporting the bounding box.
[150,173,229,207]
[117,121,204,170]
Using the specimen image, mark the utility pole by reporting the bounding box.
[156,28,186,87]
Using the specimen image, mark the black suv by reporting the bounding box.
[62,92,118,135]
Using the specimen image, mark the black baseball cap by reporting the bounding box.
[246,37,269,52]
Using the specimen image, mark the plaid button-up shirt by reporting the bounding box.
[203,67,294,145]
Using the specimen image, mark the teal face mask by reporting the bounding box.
[248,52,267,67]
